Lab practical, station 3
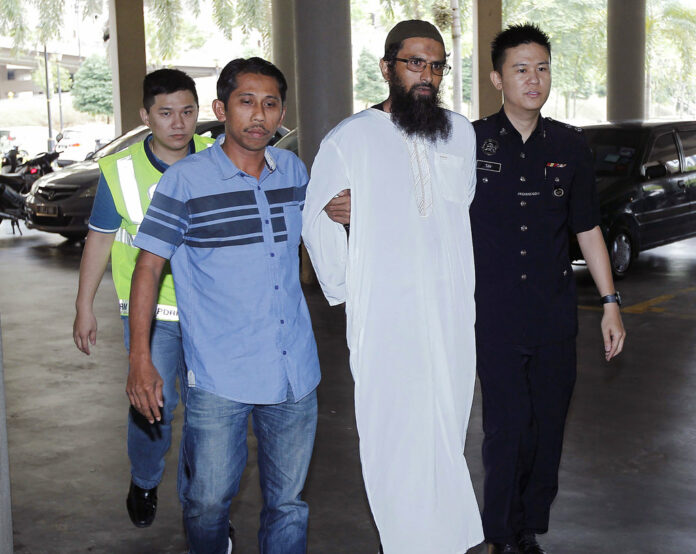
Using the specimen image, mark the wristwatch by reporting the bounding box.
[600,291,622,306]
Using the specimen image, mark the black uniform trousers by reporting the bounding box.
[477,337,576,543]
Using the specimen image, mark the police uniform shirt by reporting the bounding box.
[470,108,599,346]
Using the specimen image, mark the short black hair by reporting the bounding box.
[217,57,287,106]
[491,23,551,73]
[143,68,198,112]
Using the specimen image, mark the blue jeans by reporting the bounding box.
[122,317,186,490]
[181,386,317,554]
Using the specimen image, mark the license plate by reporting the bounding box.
[35,205,59,217]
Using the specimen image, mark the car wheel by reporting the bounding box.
[609,228,633,279]
[60,232,87,242]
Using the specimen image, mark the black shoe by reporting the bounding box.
[488,543,520,554]
[517,532,547,554]
[126,480,157,528]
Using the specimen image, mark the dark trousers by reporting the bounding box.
[477,338,576,543]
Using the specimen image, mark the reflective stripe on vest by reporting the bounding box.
[114,228,177,319]
[115,226,136,247]
[116,156,145,225]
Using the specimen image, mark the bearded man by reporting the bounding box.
[302,20,483,554]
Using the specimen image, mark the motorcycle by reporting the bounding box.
[0,150,61,235]
[1,145,29,174]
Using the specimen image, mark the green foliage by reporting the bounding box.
[0,0,29,46]
[143,0,272,61]
[647,0,696,115]
[504,0,696,118]
[432,1,453,29]
[379,0,435,27]
[355,48,387,107]
[35,0,64,44]
[461,53,472,103]
[32,55,73,93]
[504,0,606,118]
[233,0,272,56]
[80,0,103,17]
[71,56,113,117]
[1,0,268,63]
[145,15,207,64]
[1,0,82,49]
[145,0,184,61]
[211,0,236,40]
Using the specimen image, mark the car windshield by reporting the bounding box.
[585,128,643,178]
[88,126,148,161]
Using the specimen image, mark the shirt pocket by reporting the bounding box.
[544,166,572,211]
[433,152,470,204]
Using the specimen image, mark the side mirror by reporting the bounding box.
[55,132,63,143]
[643,163,667,179]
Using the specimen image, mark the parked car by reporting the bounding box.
[570,120,696,277]
[25,122,288,241]
[53,128,95,163]
[273,127,297,153]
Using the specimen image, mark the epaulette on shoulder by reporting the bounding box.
[545,116,583,134]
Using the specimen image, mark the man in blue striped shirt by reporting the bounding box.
[128,58,320,554]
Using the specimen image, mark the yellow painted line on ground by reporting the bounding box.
[579,286,696,314]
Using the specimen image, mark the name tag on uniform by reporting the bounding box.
[477,160,501,172]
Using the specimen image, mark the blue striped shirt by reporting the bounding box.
[133,136,320,404]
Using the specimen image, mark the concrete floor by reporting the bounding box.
[1,220,696,553]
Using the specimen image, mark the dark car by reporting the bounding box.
[25,121,289,241]
[572,120,696,277]
[273,127,297,153]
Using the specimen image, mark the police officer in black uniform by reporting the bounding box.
[470,23,626,554]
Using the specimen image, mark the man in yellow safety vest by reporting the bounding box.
[73,69,214,529]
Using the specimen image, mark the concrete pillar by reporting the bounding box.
[272,0,298,130]
[293,0,353,168]
[473,0,502,119]
[0,317,13,554]
[293,0,353,284]
[107,0,147,135]
[607,0,646,121]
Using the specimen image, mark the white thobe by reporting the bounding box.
[302,108,483,553]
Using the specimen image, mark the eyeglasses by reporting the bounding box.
[393,57,451,76]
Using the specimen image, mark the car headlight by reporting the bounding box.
[78,183,98,198]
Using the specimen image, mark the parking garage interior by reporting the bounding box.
[2,226,696,553]
[3,0,696,552]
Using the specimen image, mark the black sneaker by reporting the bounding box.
[126,480,157,528]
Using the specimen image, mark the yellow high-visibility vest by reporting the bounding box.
[99,134,214,320]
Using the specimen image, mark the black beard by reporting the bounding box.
[387,73,451,142]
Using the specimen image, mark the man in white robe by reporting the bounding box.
[302,20,483,554]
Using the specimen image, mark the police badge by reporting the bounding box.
[481,138,499,156]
